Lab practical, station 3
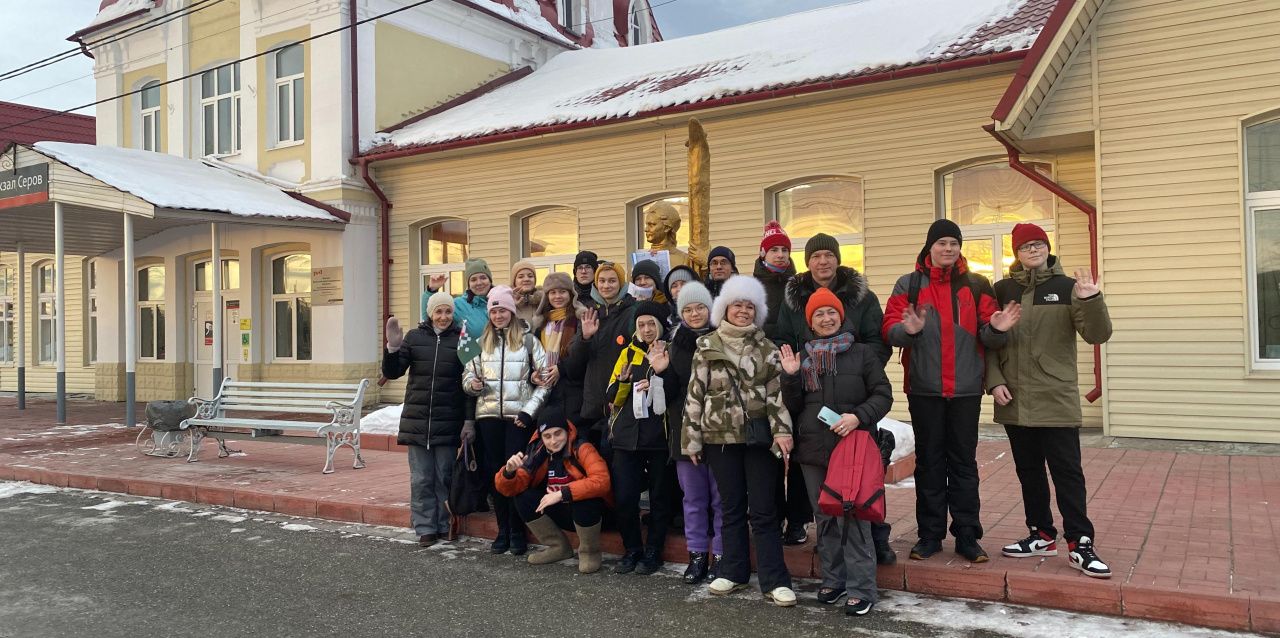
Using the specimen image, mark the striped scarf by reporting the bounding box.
[802,332,854,392]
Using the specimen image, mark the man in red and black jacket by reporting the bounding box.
[882,219,1021,564]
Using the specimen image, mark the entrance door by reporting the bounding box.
[192,299,239,397]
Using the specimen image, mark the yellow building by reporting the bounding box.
[360,0,1280,443]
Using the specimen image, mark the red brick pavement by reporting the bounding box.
[2,397,1277,633]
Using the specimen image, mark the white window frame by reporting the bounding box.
[628,0,650,45]
[36,263,55,364]
[137,266,166,361]
[269,253,312,362]
[514,206,579,285]
[86,261,97,365]
[200,63,241,157]
[1244,113,1280,370]
[0,265,13,364]
[559,0,580,32]
[936,158,1058,283]
[140,81,161,152]
[416,220,469,321]
[765,176,866,273]
[273,44,305,146]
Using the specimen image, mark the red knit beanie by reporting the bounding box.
[805,287,844,325]
[1011,223,1050,252]
[760,221,791,253]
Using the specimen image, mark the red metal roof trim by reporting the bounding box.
[0,101,96,148]
[360,49,1028,162]
[284,191,352,223]
[990,0,1078,123]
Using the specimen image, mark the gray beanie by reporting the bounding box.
[676,281,713,317]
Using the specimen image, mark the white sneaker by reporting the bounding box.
[765,586,797,607]
[1068,536,1112,579]
[708,578,750,596]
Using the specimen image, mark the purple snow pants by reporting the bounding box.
[676,459,724,555]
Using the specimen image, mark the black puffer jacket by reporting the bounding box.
[778,265,891,366]
[383,323,474,448]
[567,294,636,424]
[780,335,893,469]
[753,257,797,343]
[661,322,711,460]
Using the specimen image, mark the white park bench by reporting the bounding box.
[181,379,371,474]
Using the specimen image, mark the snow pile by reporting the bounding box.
[980,26,1042,52]
[474,0,575,48]
[360,404,403,435]
[372,0,1038,151]
[877,417,915,464]
[81,0,155,32]
[0,481,59,499]
[34,142,345,222]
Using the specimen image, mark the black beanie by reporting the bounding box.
[632,259,661,283]
[573,251,600,270]
[919,219,963,264]
[633,300,667,325]
[804,233,842,265]
[537,410,570,435]
[708,246,737,271]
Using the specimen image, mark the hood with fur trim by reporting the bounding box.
[784,265,868,313]
[711,275,768,329]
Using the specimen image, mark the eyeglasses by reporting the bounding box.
[1017,241,1049,253]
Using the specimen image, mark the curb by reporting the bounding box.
[1,462,1269,634]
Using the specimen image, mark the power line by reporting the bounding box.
[0,0,439,137]
[3,0,321,104]
[0,0,227,84]
[569,0,680,31]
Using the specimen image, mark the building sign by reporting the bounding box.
[311,266,343,306]
[0,164,49,210]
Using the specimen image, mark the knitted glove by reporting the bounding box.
[460,420,476,446]
[385,316,404,353]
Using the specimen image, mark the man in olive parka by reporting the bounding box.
[987,223,1114,579]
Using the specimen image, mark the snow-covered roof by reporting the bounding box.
[33,142,345,223]
[79,0,158,33]
[370,0,1054,153]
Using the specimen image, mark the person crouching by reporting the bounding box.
[495,412,610,573]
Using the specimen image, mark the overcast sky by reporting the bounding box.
[0,0,851,114]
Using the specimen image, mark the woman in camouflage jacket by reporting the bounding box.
[682,275,797,607]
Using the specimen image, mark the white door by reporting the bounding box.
[193,300,213,397]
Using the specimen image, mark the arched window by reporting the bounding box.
[629,0,650,45]
[938,159,1055,282]
[271,253,311,361]
[419,220,469,296]
[36,263,56,364]
[140,81,162,152]
[274,44,305,144]
[768,177,865,272]
[1245,113,1280,367]
[0,265,13,364]
[516,207,578,284]
[137,265,166,360]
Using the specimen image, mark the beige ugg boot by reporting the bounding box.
[525,516,573,565]
[575,522,603,574]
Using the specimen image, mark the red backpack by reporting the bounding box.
[818,429,887,523]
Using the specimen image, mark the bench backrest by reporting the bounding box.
[216,380,369,417]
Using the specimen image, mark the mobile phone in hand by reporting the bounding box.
[817,407,841,429]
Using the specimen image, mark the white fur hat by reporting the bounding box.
[711,275,768,329]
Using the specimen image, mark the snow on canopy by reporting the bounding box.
[371,0,1053,153]
[34,142,345,222]
[82,0,158,31]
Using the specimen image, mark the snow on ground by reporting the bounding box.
[360,404,402,435]
[34,143,344,222]
[0,481,59,499]
[372,0,1037,151]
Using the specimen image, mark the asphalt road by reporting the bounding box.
[0,483,1260,638]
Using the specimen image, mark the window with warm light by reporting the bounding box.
[420,220,469,299]
[940,160,1055,283]
[518,207,578,284]
[770,177,865,272]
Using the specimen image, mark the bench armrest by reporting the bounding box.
[186,396,222,422]
[325,400,361,431]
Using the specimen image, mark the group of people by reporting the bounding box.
[382,217,1114,617]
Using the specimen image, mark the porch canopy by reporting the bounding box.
[0,142,347,425]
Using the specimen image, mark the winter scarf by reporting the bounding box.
[761,259,791,274]
[716,321,756,361]
[801,332,855,392]
[539,307,576,366]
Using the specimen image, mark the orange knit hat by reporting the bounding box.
[805,287,844,325]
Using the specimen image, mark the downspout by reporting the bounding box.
[349,1,394,385]
[984,123,1103,403]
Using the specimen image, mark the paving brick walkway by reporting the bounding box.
[2,396,1276,634]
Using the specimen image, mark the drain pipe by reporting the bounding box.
[349,1,393,386]
[984,124,1102,403]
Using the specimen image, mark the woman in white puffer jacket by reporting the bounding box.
[464,285,550,555]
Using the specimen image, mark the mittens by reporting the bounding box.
[385,316,404,353]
